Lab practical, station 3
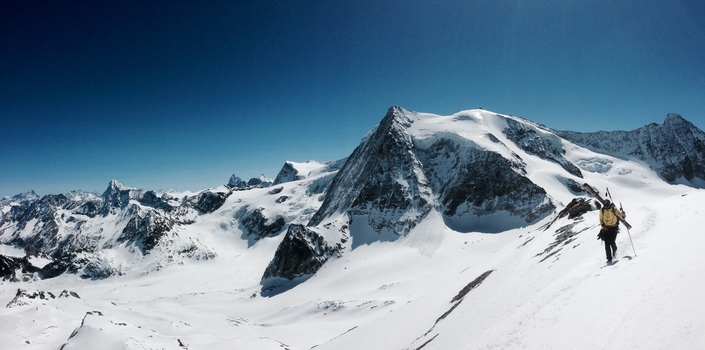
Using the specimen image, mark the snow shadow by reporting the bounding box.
[260,275,311,297]
[442,211,529,233]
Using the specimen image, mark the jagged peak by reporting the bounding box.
[11,190,40,201]
[664,113,682,124]
[664,113,690,126]
[228,174,246,188]
[106,179,130,191]
[380,106,416,128]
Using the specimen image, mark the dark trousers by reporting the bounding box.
[601,226,619,260]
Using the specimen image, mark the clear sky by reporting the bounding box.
[2,0,704,198]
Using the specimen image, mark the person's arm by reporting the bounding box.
[614,207,626,220]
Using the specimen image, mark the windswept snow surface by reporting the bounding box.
[2,110,705,349]
[3,183,703,349]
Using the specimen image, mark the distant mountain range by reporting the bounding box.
[2,107,704,287]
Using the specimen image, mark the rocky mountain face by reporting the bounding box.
[266,108,563,283]
[556,113,705,185]
[310,107,557,234]
[310,107,435,235]
[2,107,704,292]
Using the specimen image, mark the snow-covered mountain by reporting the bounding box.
[1,107,704,349]
[556,113,705,187]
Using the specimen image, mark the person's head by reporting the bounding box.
[604,200,612,208]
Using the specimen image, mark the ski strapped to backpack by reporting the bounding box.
[582,183,632,229]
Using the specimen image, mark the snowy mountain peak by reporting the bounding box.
[1,190,40,203]
[101,179,141,213]
[309,107,559,238]
[106,179,130,191]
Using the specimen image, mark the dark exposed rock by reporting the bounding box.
[38,253,82,279]
[248,176,273,188]
[59,290,81,299]
[1,254,43,281]
[557,198,593,219]
[273,162,306,185]
[191,190,231,214]
[557,176,584,194]
[0,255,19,280]
[261,224,340,281]
[419,137,554,229]
[451,270,495,303]
[269,187,284,195]
[411,270,495,349]
[118,211,173,254]
[6,288,56,307]
[273,159,348,186]
[139,191,174,212]
[74,200,101,218]
[239,208,286,245]
[536,221,593,263]
[81,259,119,280]
[309,107,432,236]
[504,118,583,178]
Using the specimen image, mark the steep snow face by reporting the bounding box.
[557,113,705,187]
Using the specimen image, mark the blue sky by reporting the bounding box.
[2,0,704,197]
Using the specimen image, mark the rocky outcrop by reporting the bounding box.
[118,210,174,254]
[273,162,305,185]
[238,208,286,245]
[5,288,80,308]
[1,255,27,281]
[190,190,231,214]
[6,289,56,307]
[418,136,554,230]
[503,118,583,178]
[261,224,340,281]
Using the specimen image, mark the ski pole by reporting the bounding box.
[620,201,637,257]
[625,225,637,257]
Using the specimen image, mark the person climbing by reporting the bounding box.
[598,199,626,263]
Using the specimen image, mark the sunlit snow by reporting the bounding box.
[1,109,704,349]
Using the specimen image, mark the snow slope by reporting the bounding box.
[1,109,704,349]
[1,184,702,349]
